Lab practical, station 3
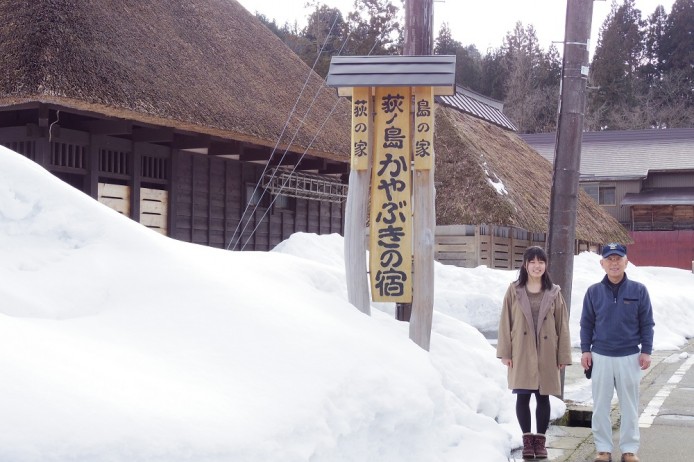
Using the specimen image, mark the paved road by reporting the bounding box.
[563,338,694,462]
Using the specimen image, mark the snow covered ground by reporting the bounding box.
[2,146,693,461]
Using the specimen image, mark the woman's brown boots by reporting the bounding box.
[522,433,548,460]
[522,433,535,459]
[534,434,548,459]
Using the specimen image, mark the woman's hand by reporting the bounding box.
[501,358,513,368]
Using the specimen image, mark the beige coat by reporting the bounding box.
[496,282,572,396]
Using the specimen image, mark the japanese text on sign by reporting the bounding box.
[350,86,371,170]
[369,87,412,302]
[413,87,434,170]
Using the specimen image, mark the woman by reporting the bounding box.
[496,246,572,460]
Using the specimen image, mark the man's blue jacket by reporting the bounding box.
[580,273,655,357]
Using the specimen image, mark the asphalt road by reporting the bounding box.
[565,338,694,462]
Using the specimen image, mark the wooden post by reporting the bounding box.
[344,86,372,315]
[344,169,371,315]
[547,0,594,399]
[410,168,435,349]
[401,0,435,349]
[410,85,436,350]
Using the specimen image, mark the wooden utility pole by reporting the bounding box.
[547,0,594,396]
[403,0,434,56]
[402,0,435,350]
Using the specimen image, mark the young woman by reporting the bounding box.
[496,246,572,460]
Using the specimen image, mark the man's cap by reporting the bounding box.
[602,243,626,258]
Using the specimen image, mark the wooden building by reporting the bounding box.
[431,102,631,268]
[0,0,631,265]
[522,129,694,269]
[0,0,351,251]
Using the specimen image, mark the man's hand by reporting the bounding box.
[639,353,652,370]
[501,358,513,368]
[581,351,592,371]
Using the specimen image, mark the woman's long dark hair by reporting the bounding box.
[516,246,553,291]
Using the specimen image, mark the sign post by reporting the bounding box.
[326,56,455,350]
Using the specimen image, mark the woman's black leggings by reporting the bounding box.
[516,392,550,434]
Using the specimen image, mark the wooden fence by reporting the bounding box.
[434,224,600,269]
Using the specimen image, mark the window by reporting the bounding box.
[246,184,264,206]
[581,183,599,203]
[598,185,616,206]
[273,193,293,210]
[581,182,616,206]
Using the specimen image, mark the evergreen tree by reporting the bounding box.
[480,48,507,101]
[661,0,694,87]
[345,0,403,55]
[434,22,461,55]
[304,5,347,77]
[456,45,484,93]
[498,22,560,133]
[588,0,645,129]
[642,5,668,86]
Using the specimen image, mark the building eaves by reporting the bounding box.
[436,87,517,131]
[621,188,694,206]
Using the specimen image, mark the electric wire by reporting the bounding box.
[237,33,388,251]
[225,11,341,250]
[231,20,388,251]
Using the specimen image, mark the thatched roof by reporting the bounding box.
[434,105,631,243]
[0,0,627,243]
[0,0,349,162]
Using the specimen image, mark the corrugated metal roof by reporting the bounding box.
[436,85,517,131]
[325,55,456,96]
[519,129,694,178]
[621,188,694,206]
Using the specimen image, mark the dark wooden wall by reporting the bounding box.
[171,151,345,251]
[0,107,345,251]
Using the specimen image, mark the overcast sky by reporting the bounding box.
[236,0,676,58]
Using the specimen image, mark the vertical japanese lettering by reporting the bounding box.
[413,87,434,170]
[350,87,371,170]
[369,87,412,302]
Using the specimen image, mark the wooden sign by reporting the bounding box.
[413,87,434,170]
[350,86,371,170]
[369,86,412,302]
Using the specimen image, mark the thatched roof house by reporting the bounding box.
[0,0,351,249]
[0,0,349,163]
[434,104,630,244]
[0,0,626,252]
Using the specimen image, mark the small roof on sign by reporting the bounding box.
[326,55,456,97]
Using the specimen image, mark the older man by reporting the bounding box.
[580,243,655,462]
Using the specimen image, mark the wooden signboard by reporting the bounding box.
[351,86,371,171]
[413,87,434,170]
[369,86,412,302]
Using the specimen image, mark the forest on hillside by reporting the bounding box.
[256,0,694,133]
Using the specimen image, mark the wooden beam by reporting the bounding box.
[239,148,269,162]
[295,158,326,171]
[268,152,301,166]
[84,119,132,135]
[132,127,174,143]
[173,133,210,150]
[208,140,242,156]
[320,162,350,175]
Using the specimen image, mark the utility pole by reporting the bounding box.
[397,0,434,326]
[403,0,434,56]
[547,0,594,396]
